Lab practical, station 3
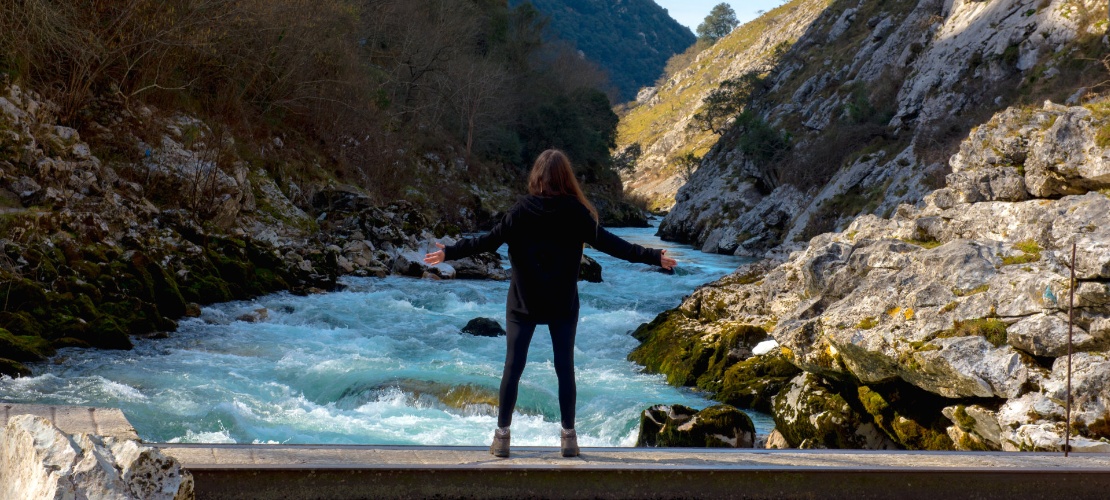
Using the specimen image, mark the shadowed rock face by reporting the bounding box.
[629,100,1110,451]
[636,404,755,448]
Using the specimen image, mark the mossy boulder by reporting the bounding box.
[0,358,31,378]
[85,317,133,350]
[636,404,755,448]
[0,311,43,337]
[0,278,48,312]
[856,385,954,450]
[714,352,802,413]
[629,307,769,391]
[772,373,894,449]
[0,328,54,361]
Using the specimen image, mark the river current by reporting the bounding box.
[0,223,773,446]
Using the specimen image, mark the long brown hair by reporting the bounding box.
[528,149,598,222]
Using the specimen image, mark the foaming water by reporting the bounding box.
[0,223,773,445]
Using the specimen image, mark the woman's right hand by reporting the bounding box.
[424,243,446,266]
[660,249,677,271]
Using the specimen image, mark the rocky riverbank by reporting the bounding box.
[630,99,1110,452]
[0,84,521,377]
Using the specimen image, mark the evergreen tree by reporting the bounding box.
[696,3,739,44]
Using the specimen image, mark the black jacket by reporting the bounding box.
[444,195,662,323]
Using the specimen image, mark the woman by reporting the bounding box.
[424,149,677,458]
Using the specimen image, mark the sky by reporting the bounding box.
[654,0,788,32]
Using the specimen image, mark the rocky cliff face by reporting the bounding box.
[617,0,828,211]
[655,0,1109,256]
[632,99,1110,451]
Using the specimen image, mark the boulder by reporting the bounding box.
[390,250,427,277]
[764,429,790,449]
[462,317,505,337]
[772,373,895,449]
[714,352,801,414]
[636,404,755,448]
[0,358,31,378]
[0,414,193,500]
[579,254,602,283]
[451,253,509,280]
[942,405,1002,451]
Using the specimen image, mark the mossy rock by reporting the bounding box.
[40,314,89,341]
[628,309,712,386]
[715,352,802,413]
[0,328,54,361]
[772,373,890,449]
[0,278,48,312]
[84,317,133,350]
[695,324,772,392]
[98,299,166,338]
[856,384,954,451]
[629,308,768,392]
[636,404,755,448]
[0,311,43,337]
[58,278,104,304]
[52,337,92,349]
[21,248,60,282]
[0,358,31,378]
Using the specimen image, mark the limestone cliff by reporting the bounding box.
[631,99,1110,451]
[617,0,828,211]
[651,0,1109,256]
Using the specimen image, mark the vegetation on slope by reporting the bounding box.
[508,0,696,102]
[615,0,821,210]
[0,0,636,221]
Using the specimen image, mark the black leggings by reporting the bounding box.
[498,318,577,429]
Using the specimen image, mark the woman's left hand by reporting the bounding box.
[660,249,677,270]
[424,243,446,265]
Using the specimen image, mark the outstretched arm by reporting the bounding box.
[424,220,507,265]
[587,225,676,270]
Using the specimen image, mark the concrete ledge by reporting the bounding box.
[162,444,1110,500]
[0,403,139,440]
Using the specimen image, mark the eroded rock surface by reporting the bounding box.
[632,101,1110,451]
[0,414,193,500]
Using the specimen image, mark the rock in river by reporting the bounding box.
[462,317,506,337]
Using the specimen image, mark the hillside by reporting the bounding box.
[508,0,696,101]
[617,0,828,211]
[657,0,1110,256]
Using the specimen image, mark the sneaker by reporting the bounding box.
[489,428,510,458]
[560,428,579,457]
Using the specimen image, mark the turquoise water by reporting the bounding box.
[0,223,772,446]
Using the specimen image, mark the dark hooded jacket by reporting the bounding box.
[443,195,662,323]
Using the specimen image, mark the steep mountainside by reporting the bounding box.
[508,0,696,101]
[656,0,1109,256]
[617,0,828,211]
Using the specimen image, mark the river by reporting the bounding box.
[0,222,773,446]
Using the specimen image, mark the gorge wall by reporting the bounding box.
[629,45,1110,451]
[637,0,1108,257]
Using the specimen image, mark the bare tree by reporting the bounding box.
[441,57,512,171]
